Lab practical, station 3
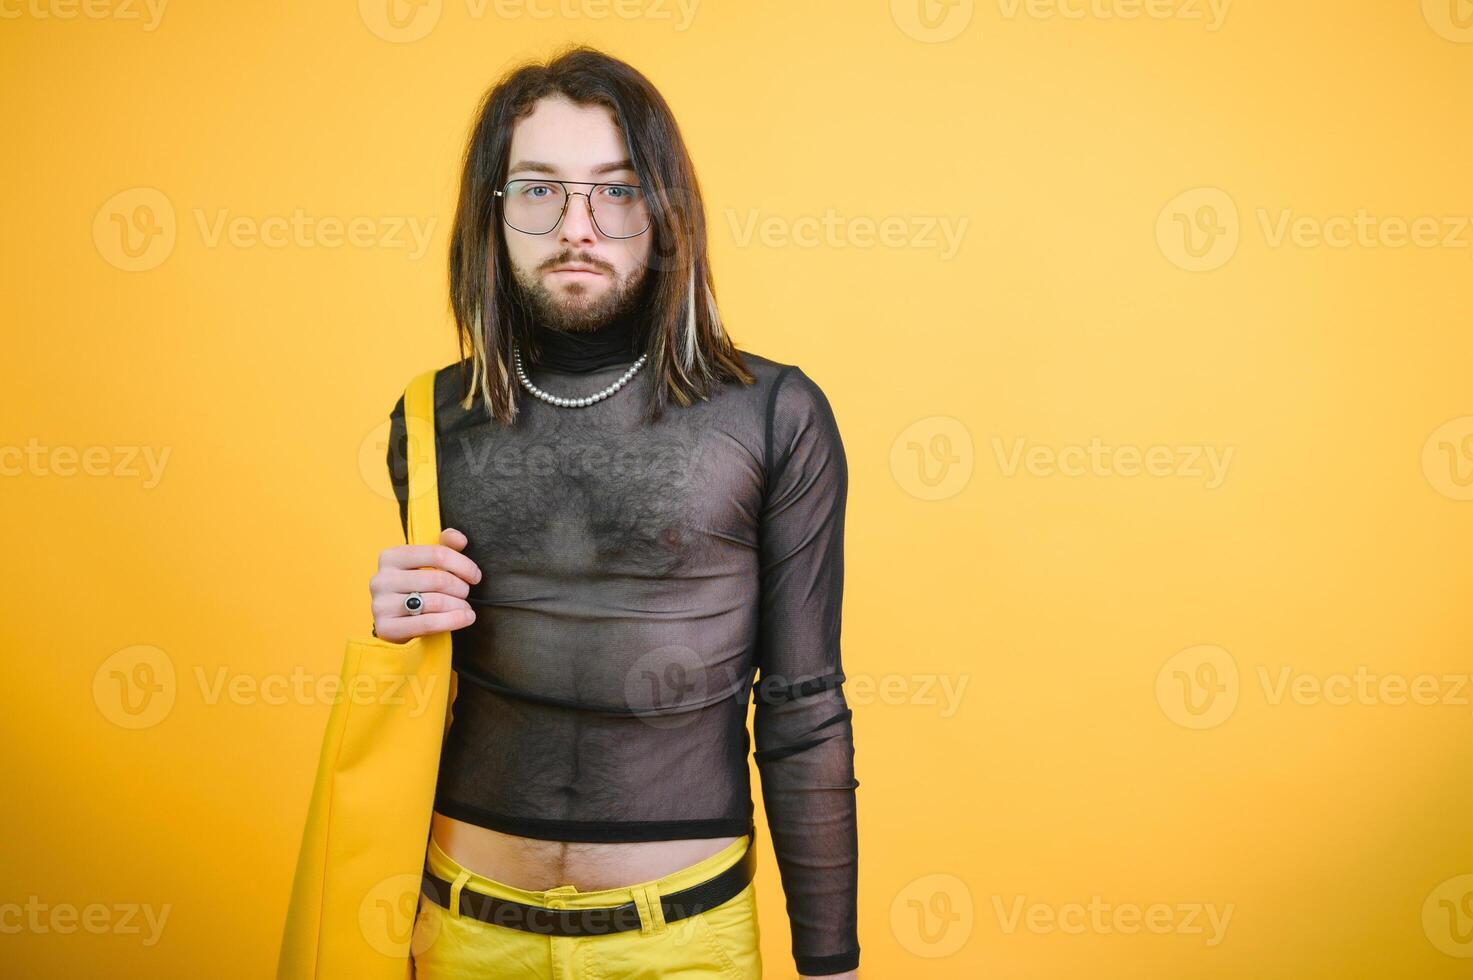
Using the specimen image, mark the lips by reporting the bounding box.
[550,265,602,275]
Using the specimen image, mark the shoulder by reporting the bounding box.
[733,348,836,412]
[733,348,845,474]
[739,349,839,422]
[388,357,475,424]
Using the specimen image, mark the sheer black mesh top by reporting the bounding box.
[386,347,860,975]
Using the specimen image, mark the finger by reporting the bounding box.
[380,542,483,586]
[438,529,482,584]
[374,590,474,621]
[373,567,473,600]
[374,608,477,644]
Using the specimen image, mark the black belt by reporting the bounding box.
[419,841,756,936]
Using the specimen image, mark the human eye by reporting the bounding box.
[599,184,641,202]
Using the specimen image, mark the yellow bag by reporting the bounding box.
[277,366,459,979]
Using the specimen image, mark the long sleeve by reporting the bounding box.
[752,366,861,976]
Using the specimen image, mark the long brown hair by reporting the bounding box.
[447,44,754,426]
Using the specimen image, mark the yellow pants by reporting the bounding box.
[411,834,763,979]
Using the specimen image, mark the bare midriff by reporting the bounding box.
[430,812,740,892]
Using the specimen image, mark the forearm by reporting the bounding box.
[755,686,860,975]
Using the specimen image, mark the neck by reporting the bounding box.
[524,314,640,374]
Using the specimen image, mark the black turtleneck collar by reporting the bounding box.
[524,316,639,373]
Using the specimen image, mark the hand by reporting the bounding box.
[369,527,482,643]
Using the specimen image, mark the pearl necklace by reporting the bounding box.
[512,341,649,408]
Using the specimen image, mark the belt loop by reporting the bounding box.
[632,882,667,935]
[447,869,472,921]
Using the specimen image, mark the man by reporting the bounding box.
[374,46,859,979]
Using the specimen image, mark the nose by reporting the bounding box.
[558,191,599,246]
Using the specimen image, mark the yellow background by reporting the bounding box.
[4,1,1472,976]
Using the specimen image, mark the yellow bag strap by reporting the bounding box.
[402,366,458,748]
[403,367,443,548]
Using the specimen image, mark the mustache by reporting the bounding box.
[541,255,613,274]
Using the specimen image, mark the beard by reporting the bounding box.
[509,256,651,334]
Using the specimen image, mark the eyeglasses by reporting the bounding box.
[494,178,651,239]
